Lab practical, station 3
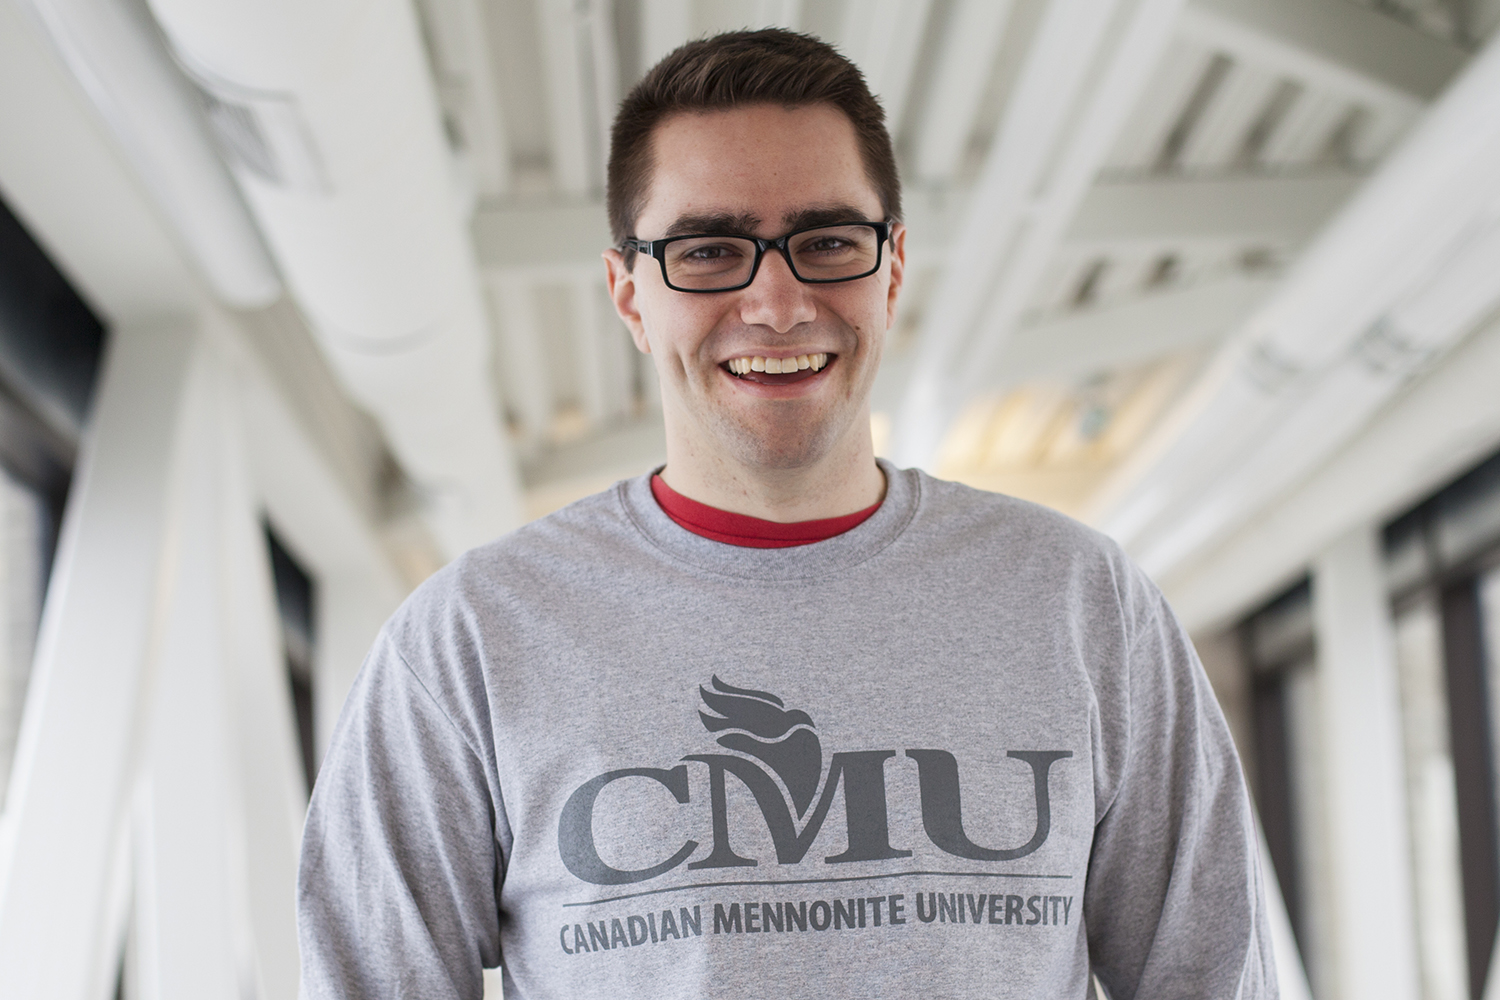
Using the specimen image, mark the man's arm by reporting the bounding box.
[1085,596,1278,999]
[298,634,503,1000]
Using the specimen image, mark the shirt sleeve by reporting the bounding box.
[1085,595,1279,1000]
[297,634,503,1000]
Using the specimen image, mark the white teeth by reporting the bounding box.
[727,354,831,375]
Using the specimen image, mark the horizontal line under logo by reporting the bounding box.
[563,869,1072,908]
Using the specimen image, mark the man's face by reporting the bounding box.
[605,103,905,471]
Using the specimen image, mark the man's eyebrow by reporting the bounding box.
[782,204,879,230]
[658,205,880,239]
[662,213,762,237]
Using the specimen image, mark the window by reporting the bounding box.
[1243,579,1335,994]
[1384,450,1500,1000]
[0,196,105,809]
[266,524,318,798]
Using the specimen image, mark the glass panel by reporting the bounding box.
[1435,455,1500,571]
[0,466,45,811]
[1394,594,1469,1000]
[1482,566,1500,864]
[266,524,318,799]
[1249,581,1315,669]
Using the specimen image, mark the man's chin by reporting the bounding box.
[712,416,850,472]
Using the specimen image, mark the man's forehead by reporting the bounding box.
[635,104,882,236]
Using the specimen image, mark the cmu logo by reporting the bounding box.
[558,678,1072,886]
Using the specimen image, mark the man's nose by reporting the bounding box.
[738,248,817,333]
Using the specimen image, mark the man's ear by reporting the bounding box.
[885,223,907,330]
[603,248,651,354]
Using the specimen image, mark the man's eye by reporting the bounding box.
[685,245,739,260]
[802,238,852,254]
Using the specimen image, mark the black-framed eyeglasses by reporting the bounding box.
[623,221,891,293]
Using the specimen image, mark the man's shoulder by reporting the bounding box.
[385,477,643,629]
[467,477,638,568]
[903,468,1160,622]
[910,469,1126,561]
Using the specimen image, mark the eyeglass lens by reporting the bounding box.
[662,225,882,290]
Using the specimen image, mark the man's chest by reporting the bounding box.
[479,609,1104,995]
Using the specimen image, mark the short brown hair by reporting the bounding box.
[607,29,901,257]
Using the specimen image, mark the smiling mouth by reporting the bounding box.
[723,353,833,385]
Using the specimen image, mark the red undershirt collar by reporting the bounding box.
[650,474,882,548]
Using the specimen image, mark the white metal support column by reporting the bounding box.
[0,324,197,1000]
[1313,526,1421,1000]
[125,331,305,1000]
[232,333,407,767]
[130,341,244,1000]
[216,341,306,1000]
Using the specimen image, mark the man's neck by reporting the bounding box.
[657,420,886,523]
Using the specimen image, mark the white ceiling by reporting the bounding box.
[5,0,1500,623]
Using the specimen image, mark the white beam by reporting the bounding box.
[569,276,635,426]
[472,200,612,271]
[755,0,801,29]
[1104,38,1214,171]
[641,0,691,71]
[1092,31,1500,554]
[0,0,203,321]
[538,0,595,195]
[570,276,610,426]
[1312,526,1421,1000]
[489,277,556,443]
[1068,173,1359,246]
[231,327,406,762]
[1176,60,1280,170]
[912,0,1015,184]
[0,324,197,1000]
[1261,90,1359,166]
[1130,222,1500,576]
[130,344,243,1000]
[126,335,303,1000]
[147,0,526,557]
[1093,35,1500,573]
[418,0,513,196]
[521,412,667,490]
[20,0,280,307]
[893,0,1188,468]
[1183,0,1467,106]
[996,274,1274,382]
[587,0,619,174]
[837,0,932,136]
[1162,312,1500,633]
[960,0,1192,384]
[216,346,304,1000]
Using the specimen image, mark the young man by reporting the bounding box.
[299,30,1276,999]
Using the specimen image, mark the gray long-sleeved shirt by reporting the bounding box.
[298,463,1277,999]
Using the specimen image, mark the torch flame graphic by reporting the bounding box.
[699,676,823,817]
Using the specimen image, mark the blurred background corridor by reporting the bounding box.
[2,0,1500,996]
